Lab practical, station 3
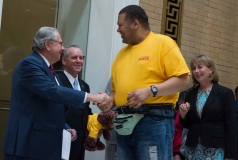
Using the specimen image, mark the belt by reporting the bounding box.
[116,103,174,114]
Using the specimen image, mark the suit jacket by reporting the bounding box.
[4,52,86,160]
[180,83,237,158]
[57,72,91,160]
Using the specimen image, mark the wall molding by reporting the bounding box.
[161,0,184,47]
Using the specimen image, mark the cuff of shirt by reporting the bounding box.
[83,92,87,103]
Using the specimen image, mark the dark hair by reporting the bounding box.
[235,86,238,94]
[119,5,149,29]
[190,55,219,85]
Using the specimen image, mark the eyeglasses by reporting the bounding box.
[51,40,64,46]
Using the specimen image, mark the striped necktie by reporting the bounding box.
[49,65,55,76]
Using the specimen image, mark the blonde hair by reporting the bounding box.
[190,55,219,85]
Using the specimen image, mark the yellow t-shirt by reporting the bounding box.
[87,114,104,139]
[111,32,190,107]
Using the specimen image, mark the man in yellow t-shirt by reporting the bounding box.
[98,5,190,160]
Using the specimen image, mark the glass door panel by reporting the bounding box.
[0,0,58,159]
[0,0,58,102]
[55,0,91,79]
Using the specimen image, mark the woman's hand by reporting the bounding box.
[179,102,190,119]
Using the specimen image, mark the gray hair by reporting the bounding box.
[62,45,80,58]
[31,27,59,51]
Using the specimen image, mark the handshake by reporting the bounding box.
[86,86,152,111]
[86,92,113,112]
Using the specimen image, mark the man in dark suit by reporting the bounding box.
[57,45,91,160]
[4,27,109,160]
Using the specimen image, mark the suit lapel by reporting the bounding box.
[78,78,85,91]
[58,72,73,88]
[189,87,200,119]
[58,72,86,92]
[32,52,56,82]
[55,75,62,86]
[201,83,219,118]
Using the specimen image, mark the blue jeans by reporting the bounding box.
[116,109,174,160]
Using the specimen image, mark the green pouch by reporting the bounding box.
[113,114,144,135]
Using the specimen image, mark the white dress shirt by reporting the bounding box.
[63,70,81,91]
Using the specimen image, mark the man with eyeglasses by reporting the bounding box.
[57,45,91,160]
[52,40,64,46]
[3,27,110,160]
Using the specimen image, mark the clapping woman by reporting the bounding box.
[179,55,237,160]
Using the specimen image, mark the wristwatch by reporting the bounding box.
[150,85,158,97]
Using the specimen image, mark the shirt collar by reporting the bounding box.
[63,70,79,88]
[37,52,50,67]
[37,52,60,85]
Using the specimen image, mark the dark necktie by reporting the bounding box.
[49,65,55,76]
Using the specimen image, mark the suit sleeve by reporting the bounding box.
[20,58,85,108]
[65,123,70,129]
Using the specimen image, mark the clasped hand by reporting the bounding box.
[94,92,112,112]
[126,88,151,108]
[67,129,77,141]
[179,102,190,119]
[96,87,151,111]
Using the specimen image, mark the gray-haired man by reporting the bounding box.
[4,27,109,160]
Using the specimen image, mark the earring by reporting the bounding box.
[209,73,212,77]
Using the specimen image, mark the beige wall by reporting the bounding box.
[140,0,238,90]
[140,0,163,33]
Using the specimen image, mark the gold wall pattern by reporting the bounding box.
[161,0,184,47]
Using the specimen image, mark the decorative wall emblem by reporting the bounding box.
[161,0,184,47]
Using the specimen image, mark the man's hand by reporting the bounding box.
[87,92,110,105]
[96,92,114,112]
[126,87,151,108]
[67,129,77,141]
[179,102,190,119]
